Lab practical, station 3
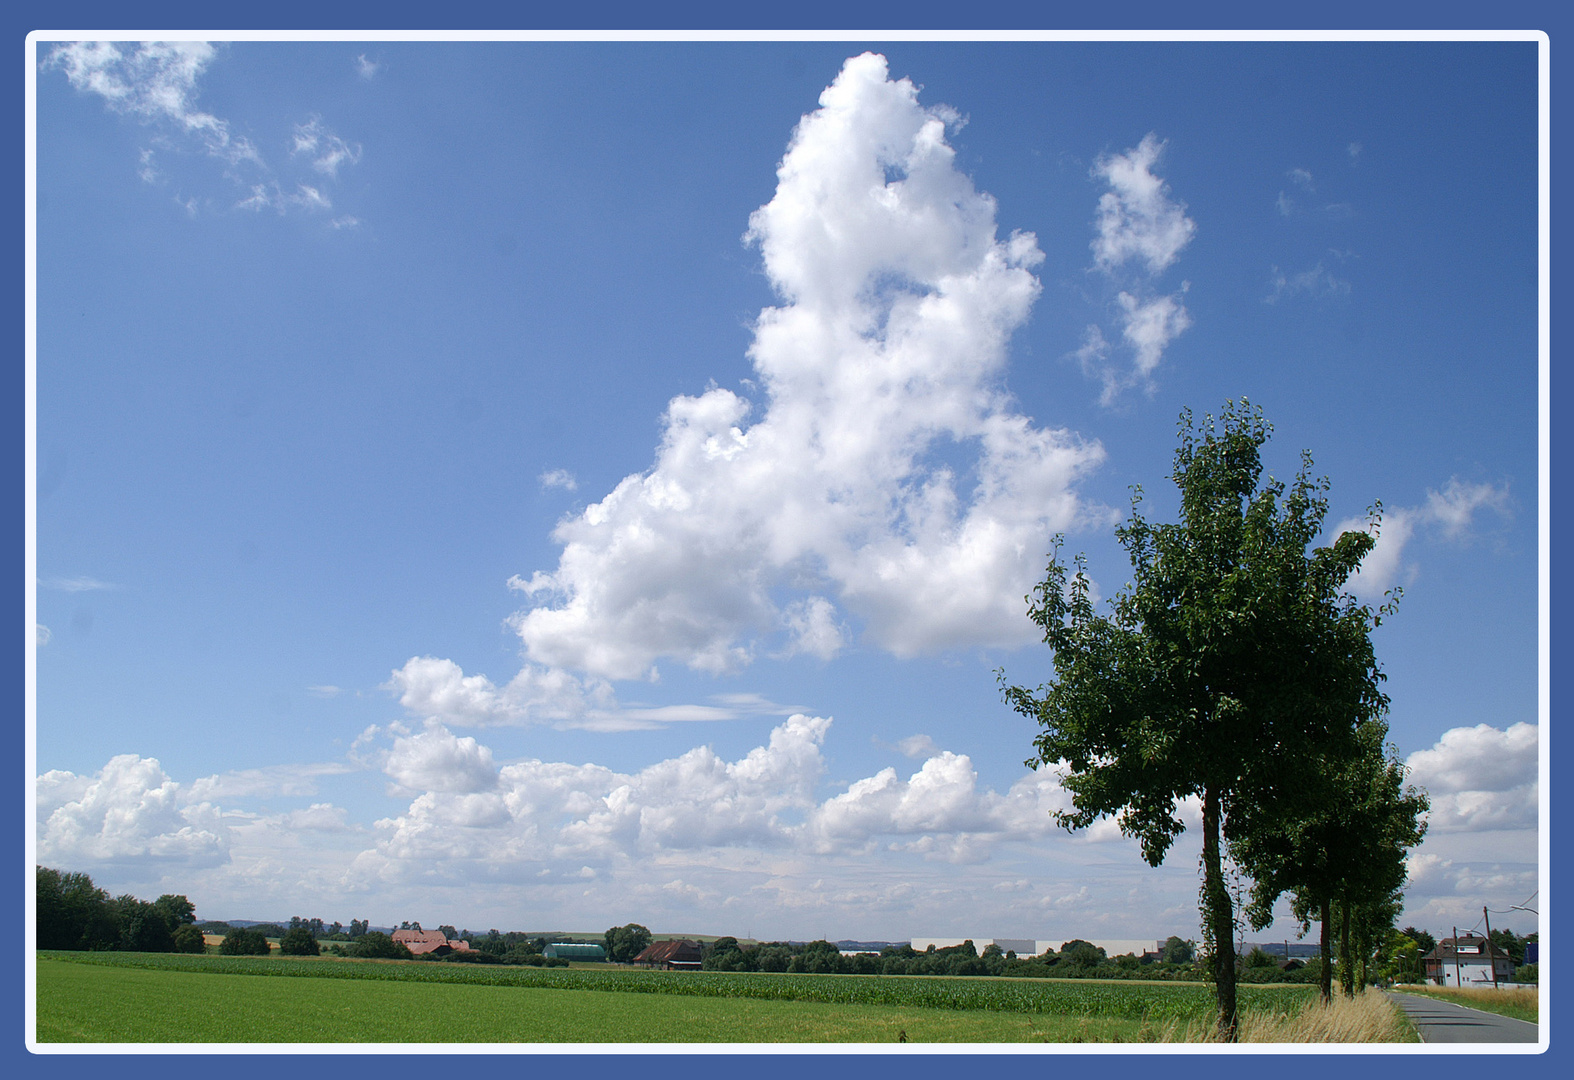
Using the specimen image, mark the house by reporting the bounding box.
[392,928,472,956]
[1421,934,1516,987]
[630,939,704,970]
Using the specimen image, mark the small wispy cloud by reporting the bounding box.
[36,624,52,646]
[46,42,259,166]
[292,117,362,179]
[1091,134,1196,276]
[1266,262,1351,304]
[41,576,117,592]
[538,469,578,492]
[1078,133,1194,404]
[1338,478,1512,599]
[306,685,343,698]
[355,54,380,80]
[1348,141,1363,163]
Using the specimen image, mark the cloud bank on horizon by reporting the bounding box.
[36,714,1538,934]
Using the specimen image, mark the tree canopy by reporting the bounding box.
[1001,400,1398,1039]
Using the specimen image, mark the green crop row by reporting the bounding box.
[37,951,1313,1022]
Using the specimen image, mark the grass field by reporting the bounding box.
[35,951,1395,1044]
[1392,983,1538,1024]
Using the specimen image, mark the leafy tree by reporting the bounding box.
[171,924,207,954]
[279,926,322,956]
[219,928,271,956]
[352,932,413,960]
[153,894,196,928]
[36,867,119,951]
[1489,928,1526,966]
[1160,936,1195,965]
[113,895,176,952]
[1237,720,1427,1002]
[439,925,458,940]
[603,923,653,963]
[1003,402,1389,1038]
[1401,926,1436,957]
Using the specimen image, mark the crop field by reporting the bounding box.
[37,951,1324,1044]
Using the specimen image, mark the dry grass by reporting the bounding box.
[1146,988,1416,1043]
[1393,983,1537,1023]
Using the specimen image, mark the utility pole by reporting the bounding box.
[1452,925,1462,987]
[1482,906,1499,989]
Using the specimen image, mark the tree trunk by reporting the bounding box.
[1340,899,1354,999]
[1319,896,1333,1004]
[1202,784,1238,1041]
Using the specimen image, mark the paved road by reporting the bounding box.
[1386,991,1539,1044]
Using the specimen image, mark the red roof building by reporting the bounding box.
[631,939,704,970]
[392,928,471,955]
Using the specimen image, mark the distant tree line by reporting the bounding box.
[36,867,204,954]
[696,935,1276,981]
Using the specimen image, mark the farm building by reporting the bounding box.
[542,943,606,961]
[391,928,471,956]
[631,939,704,970]
[1421,934,1516,986]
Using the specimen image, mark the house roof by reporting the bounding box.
[1421,936,1512,963]
[632,939,704,965]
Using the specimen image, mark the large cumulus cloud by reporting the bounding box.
[406,53,1107,720]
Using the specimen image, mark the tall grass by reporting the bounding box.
[1149,989,1417,1043]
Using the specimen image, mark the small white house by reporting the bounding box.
[1422,934,1516,986]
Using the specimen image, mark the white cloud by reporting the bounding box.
[896,734,938,758]
[46,41,258,166]
[1116,290,1192,381]
[306,685,343,698]
[1338,478,1511,599]
[538,469,578,492]
[188,762,352,801]
[356,54,380,80]
[490,53,1105,687]
[48,43,361,224]
[37,755,228,869]
[1091,134,1196,275]
[383,725,500,794]
[40,575,117,592]
[1288,167,1315,192]
[292,117,362,178]
[1405,723,1538,833]
[1080,134,1194,402]
[36,623,51,646]
[1266,262,1351,304]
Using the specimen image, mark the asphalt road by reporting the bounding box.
[1386,991,1540,1044]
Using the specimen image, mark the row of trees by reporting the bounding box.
[1002,402,1432,1039]
[698,937,1217,980]
[36,867,204,954]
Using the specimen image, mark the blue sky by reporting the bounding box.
[31,38,1541,945]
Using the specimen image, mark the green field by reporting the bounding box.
[35,951,1316,1044]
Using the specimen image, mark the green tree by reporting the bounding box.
[279,926,322,956]
[113,895,176,952]
[219,928,271,956]
[35,867,119,951]
[171,924,207,954]
[1002,401,1388,1040]
[1237,720,1427,1002]
[1160,936,1195,965]
[352,931,413,960]
[603,923,652,963]
[1401,926,1436,957]
[153,894,196,928]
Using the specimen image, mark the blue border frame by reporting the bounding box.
[13,3,1566,1078]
